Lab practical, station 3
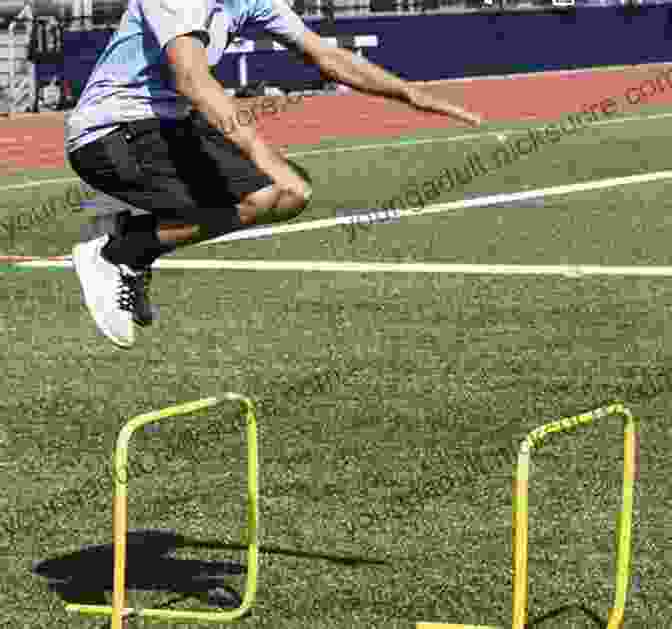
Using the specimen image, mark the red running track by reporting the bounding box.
[1,66,672,173]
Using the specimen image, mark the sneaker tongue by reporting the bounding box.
[120,264,142,276]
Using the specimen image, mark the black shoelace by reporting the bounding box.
[116,267,142,313]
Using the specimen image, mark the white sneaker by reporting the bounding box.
[72,235,139,348]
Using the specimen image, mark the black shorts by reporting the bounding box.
[68,111,274,225]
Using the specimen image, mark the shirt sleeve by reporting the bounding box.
[140,0,211,51]
[252,0,307,44]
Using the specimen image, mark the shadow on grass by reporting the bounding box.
[527,602,607,628]
[33,528,389,610]
[32,529,244,609]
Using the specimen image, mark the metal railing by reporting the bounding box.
[7,4,36,114]
[20,0,658,32]
[52,0,649,28]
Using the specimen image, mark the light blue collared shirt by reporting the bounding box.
[65,0,307,153]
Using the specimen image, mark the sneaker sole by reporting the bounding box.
[133,305,157,327]
[133,304,158,327]
[72,242,135,349]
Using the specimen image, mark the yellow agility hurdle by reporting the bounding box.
[417,403,639,629]
[65,393,259,629]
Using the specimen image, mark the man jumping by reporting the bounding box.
[67,0,482,349]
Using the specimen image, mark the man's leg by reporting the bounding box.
[100,171,312,266]
[151,178,312,249]
[83,176,311,347]
[70,119,312,348]
[144,157,314,249]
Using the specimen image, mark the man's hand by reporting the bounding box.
[404,86,483,127]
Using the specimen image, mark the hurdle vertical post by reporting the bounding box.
[65,393,260,626]
[417,402,639,629]
[512,403,638,629]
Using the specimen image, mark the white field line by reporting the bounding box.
[2,168,671,263]
[195,169,672,247]
[1,177,82,192]
[11,258,672,277]
[2,108,672,193]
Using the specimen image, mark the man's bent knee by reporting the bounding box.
[239,183,311,225]
[284,185,312,212]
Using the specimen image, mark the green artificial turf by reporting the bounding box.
[0,105,670,629]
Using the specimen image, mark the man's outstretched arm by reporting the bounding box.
[293,30,482,127]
